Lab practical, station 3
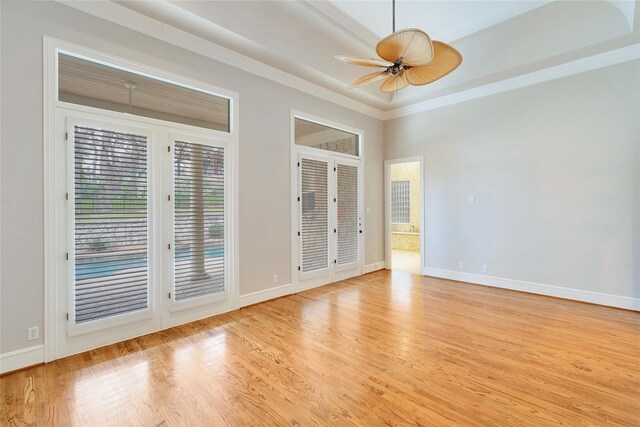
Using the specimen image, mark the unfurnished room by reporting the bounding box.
[0,0,639,425]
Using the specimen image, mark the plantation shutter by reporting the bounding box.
[73,125,149,323]
[300,158,329,272]
[336,164,359,265]
[174,141,225,301]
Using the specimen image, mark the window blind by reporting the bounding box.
[174,141,225,301]
[391,180,411,224]
[74,125,148,323]
[300,158,328,272]
[336,164,359,265]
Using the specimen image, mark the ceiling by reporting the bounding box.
[74,1,639,116]
[327,1,550,43]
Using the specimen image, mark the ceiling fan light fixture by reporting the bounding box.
[376,28,434,66]
[348,70,390,89]
[403,41,463,86]
[379,71,409,93]
[335,0,463,93]
[335,55,394,68]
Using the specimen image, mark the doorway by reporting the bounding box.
[291,112,364,292]
[385,157,424,275]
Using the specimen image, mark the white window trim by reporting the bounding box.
[289,110,365,293]
[43,36,240,362]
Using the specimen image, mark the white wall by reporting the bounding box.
[0,1,385,354]
[385,60,640,305]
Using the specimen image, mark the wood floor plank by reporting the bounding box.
[1,271,639,426]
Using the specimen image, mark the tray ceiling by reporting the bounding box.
[70,1,639,116]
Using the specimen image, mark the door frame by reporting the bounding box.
[290,110,365,293]
[44,37,239,361]
[384,156,425,274]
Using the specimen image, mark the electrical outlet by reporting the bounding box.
[482,265,488,273]
[459,262,464,270]
[273,274,278,284]
[374,253,378,261]
[28,326,39,341]
[468,195,475,204]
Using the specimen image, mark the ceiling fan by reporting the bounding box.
[336,0,462,93]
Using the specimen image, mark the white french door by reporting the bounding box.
[162,134,232,328]
[295,151,362,291]
[55,110,236,358]
[332,157,362,281]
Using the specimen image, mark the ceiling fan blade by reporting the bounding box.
[335,56,393,68]
[348,71,390,89]
[404,41,462,86]
[379,71,409,93]
[376,29,434,66]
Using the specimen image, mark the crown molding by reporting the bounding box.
[56,0,386,120]
[300,1,379,49]
[383,43,640,120]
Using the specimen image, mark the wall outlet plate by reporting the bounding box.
[28,326,39,341]
[482,265,488,273]
[273,274,278,284]
[459,262,464,270]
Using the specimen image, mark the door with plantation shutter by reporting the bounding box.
[297,154,331,287]
[58,112,236,358]
[67,119,154,337]
[333,158,361,280]
[295,152,362,290]
[167,134,228,311]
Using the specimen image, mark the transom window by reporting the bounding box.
[294,117,360,156]
[58,53,230,132]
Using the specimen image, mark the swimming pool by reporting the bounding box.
[76,246,224,280]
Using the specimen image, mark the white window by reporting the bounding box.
[391,180,410,224]
[294,117,360,157]
[58,53,230,132]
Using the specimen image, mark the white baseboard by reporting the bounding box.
[239,283,293,307]
[424,268,640,311]
[364,261,387,274]
[0,345,44,375]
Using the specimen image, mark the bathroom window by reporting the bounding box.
[391,180,410,224]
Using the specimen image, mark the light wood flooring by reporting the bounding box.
[391,249,421,275]
[2,270,639,426]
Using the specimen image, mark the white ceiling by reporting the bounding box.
[84,1,639,115]
[329,1,549,42]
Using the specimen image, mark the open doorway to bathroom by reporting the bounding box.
[385,157,424,275]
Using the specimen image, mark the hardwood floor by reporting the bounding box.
[2,270,639,426]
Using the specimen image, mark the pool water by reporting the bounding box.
[76,246,223,280]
